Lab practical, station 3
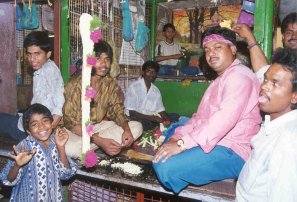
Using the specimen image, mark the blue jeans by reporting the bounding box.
[153,145,244,193]
[158,65,177,76]
[0,113,27,141]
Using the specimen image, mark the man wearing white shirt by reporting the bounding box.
[125,61,173,130]
[236,48,297,201]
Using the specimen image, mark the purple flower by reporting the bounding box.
[85,87,96,99]
[87,56,96,67]
[86,123,94,136]
[90,29,102,43]
[84,150,98,168]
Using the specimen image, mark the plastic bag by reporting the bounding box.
[237,0,255,27]
[135,16,149,53]
[122,0,134,42]
[21,3,39,30]
[16,4,23,31]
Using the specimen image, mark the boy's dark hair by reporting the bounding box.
[91,40,113,76]
[281,12,297,34]
[142,61,160,73]
[201,26,236,48]
[163,23,176,32]
[23,103,53,132]
[271,48,297,109]
[24,31,52,53]
[93,40,113,63]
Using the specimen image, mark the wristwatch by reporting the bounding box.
[177,139,186,150]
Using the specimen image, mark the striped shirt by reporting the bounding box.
[63,74,127,130]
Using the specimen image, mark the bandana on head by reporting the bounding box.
[202,34,234,48]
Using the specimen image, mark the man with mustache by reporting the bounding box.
[153,26,261,194]
[236,48,297,201]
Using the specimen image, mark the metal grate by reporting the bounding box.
[69,178,186,202]
[69,0,152,93]
[16,5,47,86]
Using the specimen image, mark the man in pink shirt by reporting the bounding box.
[153,26,262,194]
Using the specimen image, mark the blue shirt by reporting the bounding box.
[0,135,77,202]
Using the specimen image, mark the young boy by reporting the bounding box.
[0,103,77,201]
[155,23,184,75]
[124,61,172,131]
[236,48,297,201]
[0,31,65,141]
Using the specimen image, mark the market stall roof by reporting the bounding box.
[158,0,242,10]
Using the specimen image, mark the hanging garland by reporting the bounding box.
[79,13,102,168]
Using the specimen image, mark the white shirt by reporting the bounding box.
[124,78,165,116]
[255,65,270,83]
[155,41,182,66]
[236,110,297,202]
[18,60,65,130]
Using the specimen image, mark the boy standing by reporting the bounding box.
[155,23,184,75]
[0,31,65,141]
[236,48,297,201]
[0,103,77,201]
[124,61,172,131]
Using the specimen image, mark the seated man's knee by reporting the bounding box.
[129,121,143,139]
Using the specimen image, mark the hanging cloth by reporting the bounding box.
[122,0,134,42]
[21,0,39,30]
[16,4,23,30]
[135,16,149,53]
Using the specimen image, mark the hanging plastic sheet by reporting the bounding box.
[237,0,255,27]
[122,0,134,42]
[135,16,149,53]
[16,4,23,30]
[21,2,39,30]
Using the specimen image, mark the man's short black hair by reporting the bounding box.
[24,31,52,53]
[201,26,237,48]
[163,23,176,32]
[271,47,297,93]
[142,61,160,73]
[23,103,53,132]
[281,12,297,34]
[93,40,113,63]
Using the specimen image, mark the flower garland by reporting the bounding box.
[79,13,102,168]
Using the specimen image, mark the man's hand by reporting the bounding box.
[153,139,184,163]
[92,135,122,156]
[150,115,164,123]
[121,127,134,148]
[8,144,36,167]
[72,124,82,136]
[52,114,62,129]
[55,127,69,148]
[232,24,256,44]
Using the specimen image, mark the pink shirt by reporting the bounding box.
[172,59,261,161]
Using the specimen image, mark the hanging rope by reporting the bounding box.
[47,0,53,7]
[28,0,32,11]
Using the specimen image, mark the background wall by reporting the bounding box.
[155,81,209,117]
[0,4,17,114]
